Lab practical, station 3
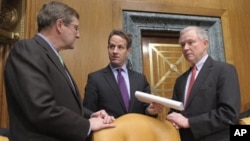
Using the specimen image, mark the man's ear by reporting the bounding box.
[55,19,64,33]
[203,39,209,49]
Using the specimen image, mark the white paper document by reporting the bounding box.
[135,91,184,111]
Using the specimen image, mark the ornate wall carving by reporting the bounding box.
[0,0,25,128]
[0,0,25,42]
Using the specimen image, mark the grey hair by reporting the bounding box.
[179,26,208,41]
[37,1,79,32]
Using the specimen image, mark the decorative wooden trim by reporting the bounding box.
[0,0,26,128]
[220,11,234,64]
[24,0,37,38]
[0,0,26,42]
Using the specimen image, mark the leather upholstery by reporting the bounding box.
[92,113,180,141]
[239,117,250,125]
[0,136,8,141]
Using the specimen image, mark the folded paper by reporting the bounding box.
[135,91,184,111]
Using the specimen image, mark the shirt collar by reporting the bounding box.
[195,54,208,71]
[37,33,59,56]
[109,64,128,73]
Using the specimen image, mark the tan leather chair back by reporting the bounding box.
[92,113,180,141]
[239,117,250,125]
[0,136,8,141]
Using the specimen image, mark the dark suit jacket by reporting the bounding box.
[83,66,150,118]
[0,128,9,137]
[4,35,92,141]
[171,56,241,141]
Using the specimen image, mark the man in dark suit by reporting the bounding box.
[4,1,114,141]
[83,29,163,118]
[166,26,241,141]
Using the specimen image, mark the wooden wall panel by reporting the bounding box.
[226,0,250,111]
[23,0,114,97]
[0,44,12,128]
[1,0,250,127]
[60,0,113,96]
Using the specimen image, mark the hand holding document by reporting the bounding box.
[135,91,184,111]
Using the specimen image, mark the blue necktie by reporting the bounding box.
[117,68,129,111]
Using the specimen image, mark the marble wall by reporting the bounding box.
[123,11,225,73]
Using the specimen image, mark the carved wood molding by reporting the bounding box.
[0,0,25,42]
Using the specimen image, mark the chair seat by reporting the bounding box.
[92,113,180,141]
[0,136,8,141]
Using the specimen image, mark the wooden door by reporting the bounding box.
[141,31,190,119]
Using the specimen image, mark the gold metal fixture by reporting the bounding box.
[0,3,20,40]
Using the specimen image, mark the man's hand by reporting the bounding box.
[146,102,164,115]
[166,112,190,129]
[89,117,116,131]
[91,109,115,124]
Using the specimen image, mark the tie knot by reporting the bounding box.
[117,68,123,74]
[192,65,197,71]
[58,55,64,65]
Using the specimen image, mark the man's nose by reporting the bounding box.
[183,44,190,50]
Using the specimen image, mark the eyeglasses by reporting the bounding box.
[64,23,80,33]
[68,23,79,31]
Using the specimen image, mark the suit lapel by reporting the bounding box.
[185,57,213,107]
[127,70,137,111]
[34,35,67,77]
[103,66,128,112]
[179,70,190,103]
[33,35,83,112]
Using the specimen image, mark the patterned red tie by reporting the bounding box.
[117,68,129,111]
[185,65,197,106]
